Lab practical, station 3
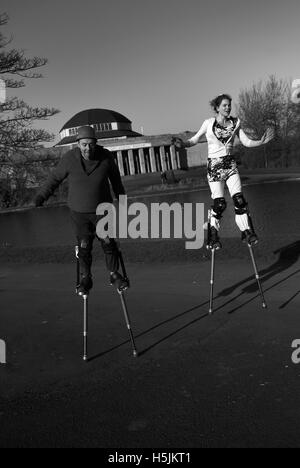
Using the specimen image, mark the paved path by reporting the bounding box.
[0,254,300,447]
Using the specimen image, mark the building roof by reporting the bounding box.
[56,129,142,147]
[60,108,132,132]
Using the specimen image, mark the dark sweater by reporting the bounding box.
[38,146,125,212]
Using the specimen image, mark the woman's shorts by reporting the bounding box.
[207,156,239,183]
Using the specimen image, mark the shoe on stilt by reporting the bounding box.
[110,271,129,292]
[77,275,93,296]
[242,229,258,245]
[207,226,222,250]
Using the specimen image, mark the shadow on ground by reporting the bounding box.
[89,242,300,360]
[218,240,300,296]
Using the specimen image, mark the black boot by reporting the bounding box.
[77,275,93,296]
[110,271,129,292]
[242,229,258,245]
[207,226,222,250]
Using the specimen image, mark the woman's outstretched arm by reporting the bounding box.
[238,127,274,147]
[172,120,208,148]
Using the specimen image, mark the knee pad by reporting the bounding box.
[78,237,93,253]
[232,193,248,215]
[212,197,227,219]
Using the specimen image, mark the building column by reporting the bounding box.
[117,151,125,176]
[176,149,181,169]
[138,148,146,174]
[128,149,135,175]
[170,145,178,170]
[149,147,156,172]
[159,146,167,171]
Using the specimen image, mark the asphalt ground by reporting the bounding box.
[1,245,300,448]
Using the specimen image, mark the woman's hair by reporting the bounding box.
[210,94,232,112]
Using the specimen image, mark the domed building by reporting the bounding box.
[56,108,191,176]
[57,108,142,146]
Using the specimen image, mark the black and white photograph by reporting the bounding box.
[0,0,300,452]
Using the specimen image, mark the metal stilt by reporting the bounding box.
[74,243,138,360]
[75,245,80,293]
[205,207,267,314]
[209,248,216,315]
[75,245,89,361]
[247,243,267,308]
[116,245,137,357]
[83,294,88,361]
[118,290,138,357]
[206,209,216,315]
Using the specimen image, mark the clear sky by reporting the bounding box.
[1,0,300,144]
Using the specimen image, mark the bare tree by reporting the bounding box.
[236,75,300,168]
[0,12,60,207]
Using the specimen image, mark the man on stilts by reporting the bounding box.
[34,125,128,295]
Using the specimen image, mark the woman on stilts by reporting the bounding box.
[172,93,274,249]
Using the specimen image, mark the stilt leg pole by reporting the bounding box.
[83,294,88,361]
[248,243,267,309]
[118,290,138,357]
[206,209,216,315]
[75,245,80,293]
[209,248,216,315]
[75,245,89,361]
[115,243,136,355]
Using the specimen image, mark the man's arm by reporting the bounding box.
[35,155,69,206]
[108,156,126,199]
